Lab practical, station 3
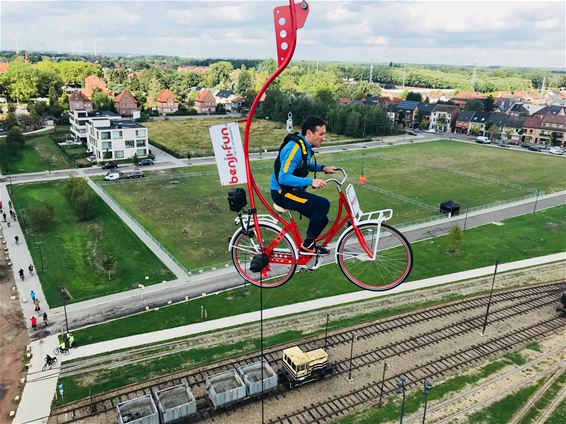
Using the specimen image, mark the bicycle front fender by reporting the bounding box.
[334,220,384,262]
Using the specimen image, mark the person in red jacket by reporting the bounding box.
[31,316,37,330]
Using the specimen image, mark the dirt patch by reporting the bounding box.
[0,228,30,419]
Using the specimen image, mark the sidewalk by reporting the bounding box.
[0,184,51,330]
[13,335,60,424]
[70,252,565,360]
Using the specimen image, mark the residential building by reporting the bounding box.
[430,104,460,132]
[194,89,216,114]
[81,75,113,99]
[395,100,420,126]
[468,111,492,135]
[532,105,566,117]
[485,112,509,138]
[86,119,149,161]
[69,90,93,112]
[114,89,138,117]
[454,110,476,134]
[215,90,243,112]
[522,115,566,146]
[155,89,178,114]
[69,109,121,144]
[502,116,526,142]
[416,103,435,128]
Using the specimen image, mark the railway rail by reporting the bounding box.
[49,280,564,423]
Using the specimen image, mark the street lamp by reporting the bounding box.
[324,313,330,349]
[378,362,389,407]
[422,378,433,423]
[59,287,70,335]
[396,375,407,424]
[36,243,45,272]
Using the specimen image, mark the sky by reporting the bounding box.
[1,0,564,68]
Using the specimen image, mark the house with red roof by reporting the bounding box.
[69,90,93,112]
[114,89,138,116]
[81,75,113,99]
[155,89,178,114]
[0,63,9,74]
[194,89,216,114]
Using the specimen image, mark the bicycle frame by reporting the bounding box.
[257,169,393,267]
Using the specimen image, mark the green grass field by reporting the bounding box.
[99,141,566,271]
[73,204,566,345]
[143,118,351,157]
[1,132,74,174]
[9,181,175,306]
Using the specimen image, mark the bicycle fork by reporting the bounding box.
[353,221,383,261]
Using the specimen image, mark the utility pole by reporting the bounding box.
[369,63,374,83]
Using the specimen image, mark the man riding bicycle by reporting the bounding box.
[271,115,336,255]
[45,354,56,365]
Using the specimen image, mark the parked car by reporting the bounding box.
[508,140,520,145]
[139,158,154,166]
[475,136,491,144]
[520,142,533,149]
[424,129,436,134]
[528,144,544,152]
[123,169,144,179]
[101,161,118,170]
[405,130,417,136]
[498,142,510,148]
[104,172,121,181]
[549,146,564,155]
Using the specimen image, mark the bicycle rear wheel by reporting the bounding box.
[336,223,413,291]
[230,223,297,288]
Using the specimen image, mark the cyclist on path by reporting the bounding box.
[271,115,336,255]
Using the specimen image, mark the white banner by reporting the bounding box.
[208,121,248,186]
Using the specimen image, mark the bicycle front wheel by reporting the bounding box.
[336,223,413,291]
[230,223,297,288]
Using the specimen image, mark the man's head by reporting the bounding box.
[301,115,326,148]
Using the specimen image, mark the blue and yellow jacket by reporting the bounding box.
[270,133,323,191]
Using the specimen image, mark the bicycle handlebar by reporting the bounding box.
[324,167,347,186]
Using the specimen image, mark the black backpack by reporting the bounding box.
[274,132,314,192]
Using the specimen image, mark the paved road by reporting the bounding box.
[45,191,565,333]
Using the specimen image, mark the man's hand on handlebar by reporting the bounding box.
[323,166,337,174]
[312,179,327,189]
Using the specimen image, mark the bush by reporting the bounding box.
[28,202,56,233]
[63,177,97,221]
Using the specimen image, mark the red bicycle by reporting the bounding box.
[229,168,413,291]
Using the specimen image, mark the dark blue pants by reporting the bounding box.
[271,189,330,240]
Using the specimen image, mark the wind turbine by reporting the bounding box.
[10,32,21,55]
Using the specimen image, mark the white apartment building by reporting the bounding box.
[85,119,149,161]
[69,110,121,144]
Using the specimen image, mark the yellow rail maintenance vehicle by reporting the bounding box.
[279,346,335,388]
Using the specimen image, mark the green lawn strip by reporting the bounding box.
[517,371,566,424]
[72,204,566,346]
[143,118,351,157]
[526,341,542,352]
[337,357,518,424]
[100,141,566,271]
[1,133,74,174]
[465,379,544,423]
[545,395,566,424]
[8,181,175,306]
[504,352,528,366]
[54,330,304,406]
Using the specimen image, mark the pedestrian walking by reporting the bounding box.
[31,316,37,330]
[7,221,10,228]
[18,268,24,281]
[2,213,6,222]
[8,200,12,209]
[28,264,34,276]
[14,235,19,245]
[43,312,48,326]
[30,290,36,302]
[34,299,41,315]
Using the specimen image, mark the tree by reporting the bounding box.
[469,124,482,136]
[436,115,448,132]
[132,153,139,166]
[487,123,500,140]
[63,177,98,221]
[464,99,484,111]
[504,128,513,141]
[406,91,422,102]
[6,127,25,147]
[207,61,234,88]
[550,132,561,146]
[447,225,463,255]
[102,255,117,281]
[483,95,495,112]
[2,59,39,101]
[235,65,253,96]
[91,88,113,111]
[28,202,55,233]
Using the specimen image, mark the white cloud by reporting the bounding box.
[0,0,563,67]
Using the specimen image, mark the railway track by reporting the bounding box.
[49,281,564,423]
